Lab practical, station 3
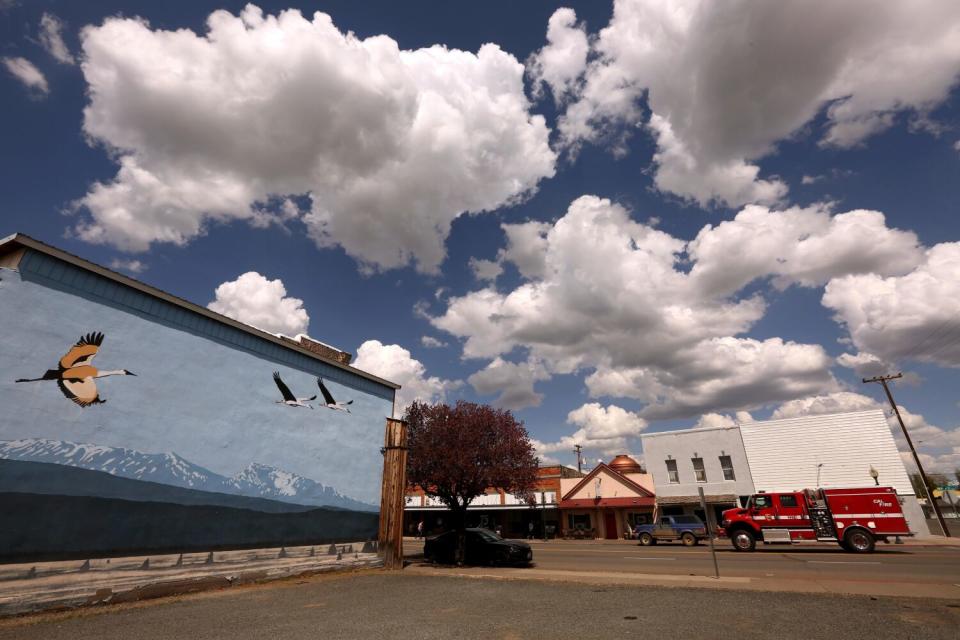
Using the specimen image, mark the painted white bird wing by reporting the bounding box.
[57,376,103,407]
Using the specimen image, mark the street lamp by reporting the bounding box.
[869,466,879,486]
[816,463,824,487]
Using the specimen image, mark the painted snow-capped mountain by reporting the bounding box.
[228,462,368,509]
[0,438,224,490]
[0,438,375,511]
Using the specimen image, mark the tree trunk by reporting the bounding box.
[452,504,467,566]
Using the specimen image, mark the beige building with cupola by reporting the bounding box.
[558,455,656,539]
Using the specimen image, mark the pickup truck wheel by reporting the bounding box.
[731,529,756,552]
[844,529,875,553]
[639,533,655,546]
[681,532,697,547]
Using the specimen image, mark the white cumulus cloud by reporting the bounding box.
[549,0,960,207]
[535,403,648,457]
[468,257,503,283]
[353,340,461,415]
[694,411,754,429]
[420,335,447,349]
[822,243,960,367]
[109,258,147,274]
[74,5,555,272]
[688,204,923,296]
[433,195,849,420]
[40,13,74,65]
[208,272,310,335]
[527,7,589,104]
[2,56,48,96]
[467,357,550,410]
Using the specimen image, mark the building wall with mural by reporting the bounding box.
[0,236,397,561]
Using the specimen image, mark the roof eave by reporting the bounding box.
[0,233,400,391]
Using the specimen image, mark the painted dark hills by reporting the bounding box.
[0,438,376,512]
[0,459,379,562]
[0,459,316,513]
[0,491,378,562]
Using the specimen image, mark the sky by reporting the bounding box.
[2,0,959,474]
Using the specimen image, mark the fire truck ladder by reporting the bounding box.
[808,507,837,541]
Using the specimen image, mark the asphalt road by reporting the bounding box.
[2,572,957,640]
[408,538,960,586]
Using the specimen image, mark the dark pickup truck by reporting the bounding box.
[634,515,708,546]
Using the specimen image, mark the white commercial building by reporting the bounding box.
[641,410,929,535]
[641,423,755,526]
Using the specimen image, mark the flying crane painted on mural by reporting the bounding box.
[272,373,352,412]
[317,377,352,412]
[272,371,316,408]
[15,332,136,407]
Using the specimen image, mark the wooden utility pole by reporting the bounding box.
[378,418,409,569]
[572,444,583,474]
[863,373,951,537]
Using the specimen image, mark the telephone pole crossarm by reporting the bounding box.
[863,373,950,538]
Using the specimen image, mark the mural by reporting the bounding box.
[0,259,393,562]
[15,332,136,406]
[272,371,317,408]
[317,377,353,412]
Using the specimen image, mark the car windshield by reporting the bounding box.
[471,528,502,542]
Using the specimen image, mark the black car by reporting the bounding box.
[423,528,533,566]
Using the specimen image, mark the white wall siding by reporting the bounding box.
[738,410,913,495]
[641,426,755,499]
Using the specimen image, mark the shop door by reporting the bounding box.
[604,512,618,539]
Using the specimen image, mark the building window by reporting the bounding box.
[665,459,679,483]
[568,513,591,531]
[692,457,707,482]
[719,455,736,481]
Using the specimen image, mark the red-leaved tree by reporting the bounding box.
[404,400,539,564]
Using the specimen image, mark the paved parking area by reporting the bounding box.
[1,572,957,640]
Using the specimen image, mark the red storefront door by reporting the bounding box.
[604,512,617,539]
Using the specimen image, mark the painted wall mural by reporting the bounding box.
[0,257,393,561]
[15,332,136,406]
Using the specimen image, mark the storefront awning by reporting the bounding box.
[655,494,738,505]
[559,497,655,509]
[404,504,559,511]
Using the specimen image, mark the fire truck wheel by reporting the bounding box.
[681,532,697,546]
[843,528,875,553]
[639,533,655,546]
[731,529,756,552]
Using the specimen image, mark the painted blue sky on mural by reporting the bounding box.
[2,1,959,472]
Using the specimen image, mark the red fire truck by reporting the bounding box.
[716,486,913,553]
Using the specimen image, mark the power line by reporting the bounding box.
[863,373,951,537]
[892,319,960,362]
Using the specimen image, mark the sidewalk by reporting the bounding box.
[410,535,960,548]
[0,542,381,617]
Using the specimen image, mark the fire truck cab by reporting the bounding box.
[717,486,912,553]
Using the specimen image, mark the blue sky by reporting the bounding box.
[2,0,959,472]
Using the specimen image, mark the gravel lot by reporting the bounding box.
[2,571,958,640]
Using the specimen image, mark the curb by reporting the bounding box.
[1,558,384,619]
